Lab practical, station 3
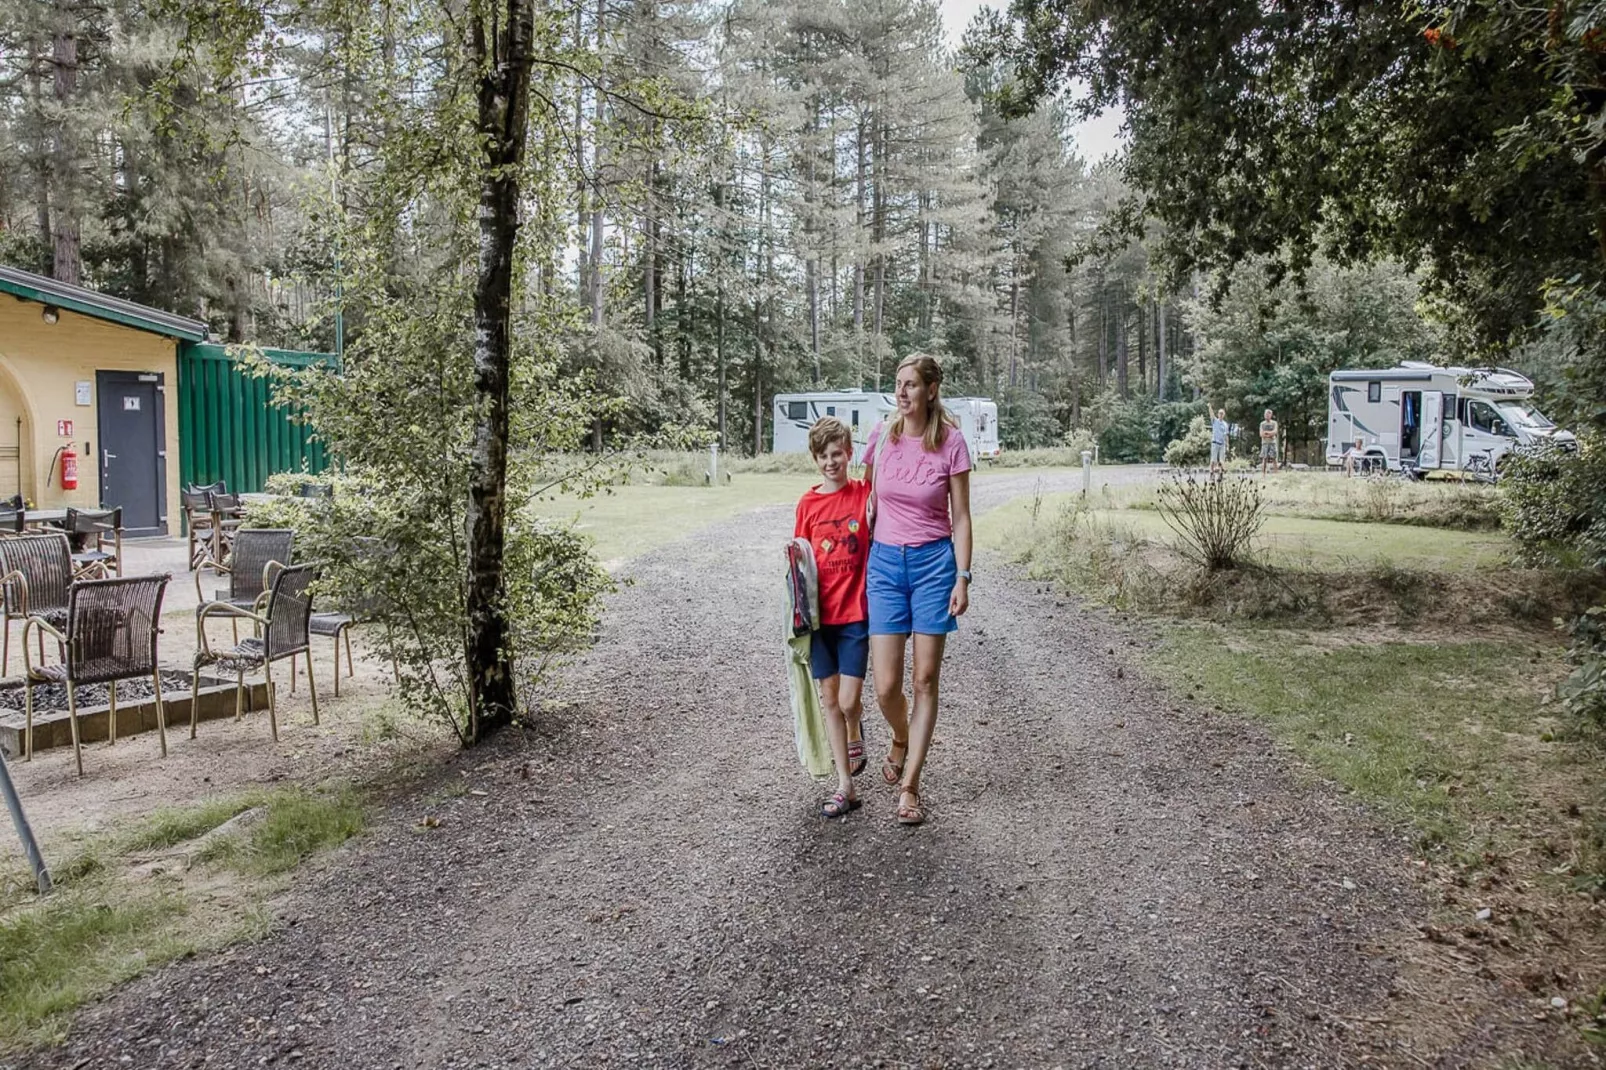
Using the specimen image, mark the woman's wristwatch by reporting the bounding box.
[958,569,972,584]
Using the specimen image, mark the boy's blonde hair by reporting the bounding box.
[808,416,853,458]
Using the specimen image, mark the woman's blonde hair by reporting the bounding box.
[888,353,957,452]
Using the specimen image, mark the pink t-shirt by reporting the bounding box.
[864,421,972,547]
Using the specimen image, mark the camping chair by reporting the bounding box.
[195,528,294,643]
[62,507,123,578]
[21,574,171,775]
[0,533,107,677]
[181,487,218,570]
[0,504,24,537]
[191,564,319,741]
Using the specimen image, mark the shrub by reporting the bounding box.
[1502,436,1606,570]
[1560,607,1606,735]
[1061,426,1097,457]
[1154,473,1266,570]
[1163,415,1212,468]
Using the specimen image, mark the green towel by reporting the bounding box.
[784,538,832,779]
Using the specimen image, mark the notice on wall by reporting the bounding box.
[56,420,72,437]
[75,381,91,406]
[123,396,140,412]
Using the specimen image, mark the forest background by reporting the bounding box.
[10,0,1576,466]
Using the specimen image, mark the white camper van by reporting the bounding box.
[1326,362,1573,477]
[945,397,1002,462]
[772,391,896,461]
[772,390,1001,464]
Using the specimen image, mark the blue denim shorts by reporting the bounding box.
[810,620,869,681]
[867,538,958,637]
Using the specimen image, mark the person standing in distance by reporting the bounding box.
[863,354,973,827]
[1209,408,1230,478]
[1259,408,1280,475]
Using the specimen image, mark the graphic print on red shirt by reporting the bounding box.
[793,479,871,626]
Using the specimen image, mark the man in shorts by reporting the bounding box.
[1209,408,1229,477]
[1259,408,1279,475]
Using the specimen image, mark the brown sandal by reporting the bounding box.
[897,785,925,826]
[882,739,907,786]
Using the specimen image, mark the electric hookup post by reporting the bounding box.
[0,749,50,893]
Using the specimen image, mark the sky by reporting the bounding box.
[937,0,1127,165]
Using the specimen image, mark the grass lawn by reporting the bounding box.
[1149,630,1577,859]
[976,493,1513,572]
[530,462,1073,565]
[0,786,362,1050]
[529,473,816,564]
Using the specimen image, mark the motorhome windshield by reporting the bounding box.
[1495,400,1555,429]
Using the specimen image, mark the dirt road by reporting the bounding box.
[27,474,1433,1069]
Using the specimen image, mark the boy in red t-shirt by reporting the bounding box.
[793,416,872,818]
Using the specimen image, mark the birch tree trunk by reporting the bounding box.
[464,0,535,741]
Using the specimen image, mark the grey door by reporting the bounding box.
[96,371,167,536]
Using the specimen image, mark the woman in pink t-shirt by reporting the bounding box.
[862,353,973,827]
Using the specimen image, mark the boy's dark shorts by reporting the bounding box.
[810,620,869,680]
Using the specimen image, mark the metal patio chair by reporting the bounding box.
[62,507,123,578]
[22,574,171,775]
[0,533,107,677]
[308,536,391,696]
[191,564,319,741]
[195,528,294,642]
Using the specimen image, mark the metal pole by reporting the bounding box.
[0,748,50,893]
[709,442,719,485]
[1081,450,1093,496]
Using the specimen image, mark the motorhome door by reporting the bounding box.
[1419,390,1443,468]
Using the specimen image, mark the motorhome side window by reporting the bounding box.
[1468,400,1506,435]
[1367,381,1382,403]
[1442,393,1457,421]
[851,409,859,427]
[826,405,836,416]
[787,401,807,420]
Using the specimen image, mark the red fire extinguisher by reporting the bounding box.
[60,446,78,491]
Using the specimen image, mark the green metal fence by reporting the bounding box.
[178,343,336,495]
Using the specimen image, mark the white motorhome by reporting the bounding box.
[772,391,896,462]
[772,390,1000,463]
[1325,362,1574,476]
[945,397,1002,462]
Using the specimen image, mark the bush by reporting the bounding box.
[1503,436,1606,570]
[1154,473,1266,570]
[1061,426,1097,456]
[1163,415,1212,467]
[1561,607,1606,735]
[997,388,1065,449]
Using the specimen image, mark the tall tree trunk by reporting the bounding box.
[1097,287,1108,386]
[645,155,658,361]
[1156,298,1167,400]
[588,0,605,326]
[464,0,535,742]
[1137,296,1147,394]
[1117,299,1129,398]
[853,111,866,385]
[714,183,726,449]
[50,15,81,285]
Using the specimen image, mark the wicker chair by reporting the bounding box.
[195,528,294,639]
[0,534,106,676]
[62,507,123,578]
[22,574,171,775]
[191,564,319,741]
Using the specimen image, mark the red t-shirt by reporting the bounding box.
[793,479,871,626]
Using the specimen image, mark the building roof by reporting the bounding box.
[0,264,209,342]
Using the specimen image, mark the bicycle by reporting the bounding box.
[1462,448,1499,484]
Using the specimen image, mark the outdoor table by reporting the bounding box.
[19,509,68,529]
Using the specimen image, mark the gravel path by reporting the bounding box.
[24,473,1431,1070]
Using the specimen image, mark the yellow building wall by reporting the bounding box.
[0,296,182,530]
